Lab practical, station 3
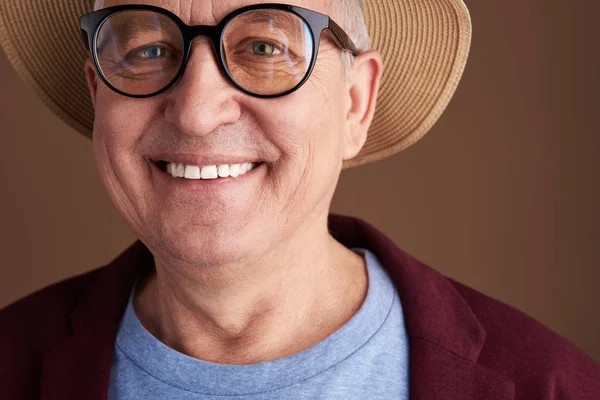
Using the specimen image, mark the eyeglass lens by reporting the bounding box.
[94,9,315,97]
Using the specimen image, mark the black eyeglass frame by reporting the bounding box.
[80,3,360,99]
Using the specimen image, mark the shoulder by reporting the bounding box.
[0,241,150,350]
[0,241,150,345]
[0,267,104,347]
[0,267,106,397]
[450,279,600,397]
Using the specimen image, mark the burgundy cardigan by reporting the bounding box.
[1,215,599,399]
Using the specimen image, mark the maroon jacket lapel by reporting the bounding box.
[40,242,153,400]
[329,215,514,400]
[40,215,515,399]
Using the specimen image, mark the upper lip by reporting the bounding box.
[148,153,264,166]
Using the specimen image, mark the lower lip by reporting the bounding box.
[150,161,266,193]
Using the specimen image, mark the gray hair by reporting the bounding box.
[92,0,371,77]
[329,0,372,77]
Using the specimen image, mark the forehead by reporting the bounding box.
[100,0,331,25]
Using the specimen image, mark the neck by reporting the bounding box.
[134,218,368,365]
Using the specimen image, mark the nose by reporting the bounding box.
[163,39,242,137]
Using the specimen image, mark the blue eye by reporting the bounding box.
[140,46,167,59]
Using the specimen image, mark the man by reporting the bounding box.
[0,0,598,399]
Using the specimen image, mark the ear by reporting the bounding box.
[84,58,99,108]
[342,50,383,161]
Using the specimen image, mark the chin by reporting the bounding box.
[150,221,267,267]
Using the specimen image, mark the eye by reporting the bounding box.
[139,45,168,59]
[250,42,282,56]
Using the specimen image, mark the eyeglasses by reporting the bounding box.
[80,3,359,99]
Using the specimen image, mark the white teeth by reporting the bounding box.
[166,162,259,180]
[184,165,201,180]
[201,165,218,179]
[218,164,230,178]
[175,164,185,178]
[229,164,241,177]
[164,162,184,178]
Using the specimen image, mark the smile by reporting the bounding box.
[155,161,263,180]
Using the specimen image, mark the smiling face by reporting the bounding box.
[85,0,380,267]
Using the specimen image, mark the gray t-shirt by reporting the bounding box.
[108,249,410,399]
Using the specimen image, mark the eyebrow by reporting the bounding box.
[110,15,166,38]
[95,15,172,56]
[234,10,304,31]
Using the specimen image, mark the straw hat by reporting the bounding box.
[0,0,471,168]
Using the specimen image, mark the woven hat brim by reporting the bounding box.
[0,0,472,169]
[348,0,472,168]
[0,1,94,138]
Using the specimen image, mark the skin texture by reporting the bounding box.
[85,0,383,364]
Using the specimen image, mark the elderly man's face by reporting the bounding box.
[86,0,373,265]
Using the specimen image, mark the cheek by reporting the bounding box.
[94,89,152,148]
[265,86,346,172]
[94,95,140,188]
[93,85,168,171]
[248,80,347,214]
[91,90,160,227]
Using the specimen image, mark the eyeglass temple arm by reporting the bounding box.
[328,20,360,56]
[80,29,90,51]
[79,27,109,57]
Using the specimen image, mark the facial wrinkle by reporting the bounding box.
[175,0,219,26]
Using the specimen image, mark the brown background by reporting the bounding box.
[1,0,598,362]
